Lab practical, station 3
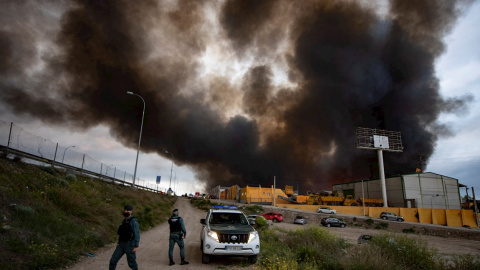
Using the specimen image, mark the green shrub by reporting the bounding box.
[244,204,263,215]
[255,216,268,229]
[189,198,213,211]
[365,218,374,225]
[447,253,480,270]
[55,177,70,187]
[65,174,77,182]
[41,166,56,175]
[403,227,416,234]
[370,234,443,270]
[375,222,389,230]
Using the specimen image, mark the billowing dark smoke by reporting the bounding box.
[0,0,474,192]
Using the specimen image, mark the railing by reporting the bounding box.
[0,120,160,193]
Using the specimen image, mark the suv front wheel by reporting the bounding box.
[382,216,387,220]
[248,255,257,264]
[202,251,210,264]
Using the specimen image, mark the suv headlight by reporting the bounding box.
[207,230,219,242]
[248,231,258,243]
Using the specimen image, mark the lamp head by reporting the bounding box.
[127,91,133,95]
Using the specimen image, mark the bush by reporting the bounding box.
[365,218,374,225]
[447,254,480,270]
[189,198,213,211]
[370,234,443,270]
[403,227,416,234]
[65,174,77,182]
[41,166,56,175]
[255,216,268,229]
[244,204,263,215]
[375,222,389,230]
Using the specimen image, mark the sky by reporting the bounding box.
[0,0,479,197]
[426,0,480,198]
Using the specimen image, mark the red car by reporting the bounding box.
[262,212,284,222]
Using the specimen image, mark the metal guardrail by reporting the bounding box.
[0,121,160,193]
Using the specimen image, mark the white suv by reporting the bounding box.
[200,207,260,264]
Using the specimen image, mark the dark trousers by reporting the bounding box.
[169,233,185,259]
[109,241,138,270]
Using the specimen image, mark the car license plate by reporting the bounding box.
[226,246,242,251]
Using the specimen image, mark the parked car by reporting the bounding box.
[294,216,308,225]
[317,206,337,214]
[321,218,346,228]
[262,212,284,222]
[358,234,374,244]
[380,211,405,222]
[247,214,259,225]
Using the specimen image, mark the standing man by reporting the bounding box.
[168,208,189,266]
[109,205,140,270]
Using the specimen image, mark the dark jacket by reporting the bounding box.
[168,215,187,236]
[117,216,140,247]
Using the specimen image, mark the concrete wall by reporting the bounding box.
[275,203,477,228]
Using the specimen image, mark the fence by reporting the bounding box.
[0,120,159,192]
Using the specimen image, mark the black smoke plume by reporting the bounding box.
[0,0,474,192]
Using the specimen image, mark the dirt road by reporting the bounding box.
[69,198,480,269]
[68,197,254,270]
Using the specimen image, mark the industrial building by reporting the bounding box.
[332,172,462,209]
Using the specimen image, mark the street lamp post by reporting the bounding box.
[127,91,145,187]
[62,146,75,163]
[165,150,174,195]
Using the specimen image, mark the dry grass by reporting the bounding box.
[0,157,176,270]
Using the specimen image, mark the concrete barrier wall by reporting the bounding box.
[432,209,447,225]
[462,210,477,227]
[446,209,463,227]
[275,203,477,228]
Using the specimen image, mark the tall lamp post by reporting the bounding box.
[62,145,75,163]
[127,91,145,187]
[165,150,174,195]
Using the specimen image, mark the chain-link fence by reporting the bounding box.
[0,120,157,192]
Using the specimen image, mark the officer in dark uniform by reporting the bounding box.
[168,208,189,266]
[109,205,140,270]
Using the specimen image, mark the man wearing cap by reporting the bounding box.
[168,208,189,266]
[109,205,140,270]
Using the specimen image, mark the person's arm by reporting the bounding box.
[180,217,187,238]
[132,218,140,249]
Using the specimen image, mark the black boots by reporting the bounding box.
[170,258,188,266]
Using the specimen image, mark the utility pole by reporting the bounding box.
[273,176,276,207]
[472,187,479,228]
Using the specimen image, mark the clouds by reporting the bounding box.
[428,0,480,196]
[0,0,477,194]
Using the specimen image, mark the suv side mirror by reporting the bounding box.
[200,219,206,225]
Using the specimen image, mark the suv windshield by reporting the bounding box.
[209,212,249,225]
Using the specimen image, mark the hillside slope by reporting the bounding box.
[0,156,175,270]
